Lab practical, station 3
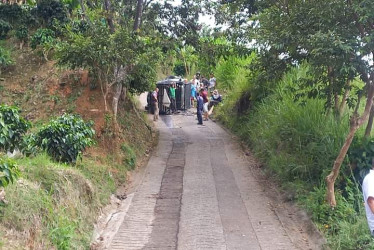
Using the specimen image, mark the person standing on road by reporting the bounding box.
[201,88,209,121]
[196,90,204,125]
[209,73,216,91]
[152,87,159,121]
[190,79,197,107]
[169,83,176,114]
[362,159,374,236]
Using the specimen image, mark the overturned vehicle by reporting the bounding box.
[147,76,191,115]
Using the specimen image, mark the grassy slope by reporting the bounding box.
[214,63,374,249]
[0,40,154,249]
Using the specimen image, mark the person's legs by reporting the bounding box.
[171,98,176,113]
[154,103,159,121]
[197,111,203,124]
[203,102,209,121]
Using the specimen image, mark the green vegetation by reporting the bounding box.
[215,61,374,248]
[0,0,373,248]
[34,114,95,163]
[0,153,127,249]
[0,104,31,152]
[0,157,19,188]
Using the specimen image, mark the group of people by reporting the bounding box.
[190,72,222,125]
[150,72,222,124]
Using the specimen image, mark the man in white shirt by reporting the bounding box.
[362,162,374,236]
[209,73,216,91]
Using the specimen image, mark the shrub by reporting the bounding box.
[0,105,31,152]
[30,28,55,49]
[348,137,374,184]
[36,0,68,26]
[0,46,13,70]
[0,20,12,40]
[0,4,38,29]
[70,19,89,34]
[0,4,23,25]
[35,114,95,163]
[15,26,29,43]
[0,156,20,188]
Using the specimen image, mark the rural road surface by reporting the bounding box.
[93,96,324,250]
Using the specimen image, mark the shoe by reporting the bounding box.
[197,123,203,125]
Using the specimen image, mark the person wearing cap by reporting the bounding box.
[362,159,374,236]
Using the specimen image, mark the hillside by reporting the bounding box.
[0,39,155,249]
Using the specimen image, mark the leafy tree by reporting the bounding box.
[0,105,31,153]
[177,45,197,77]
[57,21,161,120]
[157,0,202,47]
[248,0,374,206]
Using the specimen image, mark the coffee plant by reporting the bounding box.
[0,20,12,40]
[35,114,95,163]
[0,105,31,152]
[0,156,20,188]
[30,28,55,49]
[15,26,29,43]
[36,0,68,26]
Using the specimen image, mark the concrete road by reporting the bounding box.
[104,111,322,250]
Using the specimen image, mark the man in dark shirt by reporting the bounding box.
[197,90,204,125]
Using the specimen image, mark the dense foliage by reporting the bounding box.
[0,105,30,152]
[35,114,95,163]
[0,156,20,188]
[36,0,68,26]
[0,20,12,40]
[30,28,55,49]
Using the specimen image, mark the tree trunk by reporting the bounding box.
[326,83,374,207]
[334,92,339,115]
[365,103,374,138]
[133,0,143,31]
[98,72,108,112]
[112,82,123,122]
[338,80,350,118]
[112,65,127,121]
[103,0,115,33]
